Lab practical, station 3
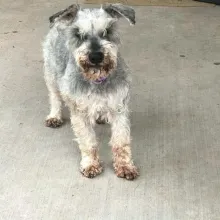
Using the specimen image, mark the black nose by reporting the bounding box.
[89,52,104,64]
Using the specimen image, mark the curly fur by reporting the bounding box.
[43,4,138,179]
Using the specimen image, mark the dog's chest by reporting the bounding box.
[79,94,110,114]
[62,90,128,120]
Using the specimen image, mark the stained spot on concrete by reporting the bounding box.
[4,32,9,34]
[214,62,220,65]
[12,31,18,33]
[180,55,185,57]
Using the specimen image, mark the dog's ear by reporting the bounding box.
[49,4,79,27]
[103,3,135,25]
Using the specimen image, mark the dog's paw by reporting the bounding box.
[80,162,103,178]
[114,164,139,180]
[96,118,106,124]
[45,117,63,128]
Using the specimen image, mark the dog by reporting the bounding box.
[43,3,138,180]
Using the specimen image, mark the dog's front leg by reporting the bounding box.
[44,73,63,128]
[70,112,102,178]
[110,111,138,180]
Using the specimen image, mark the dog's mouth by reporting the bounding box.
[79,55,116,84]
[87,67,108,84]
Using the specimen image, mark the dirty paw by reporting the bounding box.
[45,117,63,128]
[114,164,139,180]
[96,118,106,124]
[80,162,103,178]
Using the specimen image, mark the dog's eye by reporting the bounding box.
[100,28,112,38]
[74,28,81,39]
[75,32,81,39]
[82,34,88,41]
[106,28,112,36]
[102,30,107,37]
[74,29,88,41]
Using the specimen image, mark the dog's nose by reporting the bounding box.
[89,52,104,64]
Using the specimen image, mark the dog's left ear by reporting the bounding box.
[103,4,135,25]
[49,4,79,27]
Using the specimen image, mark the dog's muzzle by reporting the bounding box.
[79,53,116,84]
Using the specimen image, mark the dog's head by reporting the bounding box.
[49,4,135,83]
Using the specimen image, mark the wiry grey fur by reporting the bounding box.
[42,4,138,180]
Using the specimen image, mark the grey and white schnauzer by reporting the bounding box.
[43,3,138,180]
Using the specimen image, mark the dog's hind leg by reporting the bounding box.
[44,72,63,128]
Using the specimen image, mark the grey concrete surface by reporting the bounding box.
[1,1,220,220]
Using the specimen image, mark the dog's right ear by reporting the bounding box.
[49,4,79,27]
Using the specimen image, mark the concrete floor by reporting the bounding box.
[1,1,220,220]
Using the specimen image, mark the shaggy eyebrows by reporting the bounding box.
[73,20,115,36]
